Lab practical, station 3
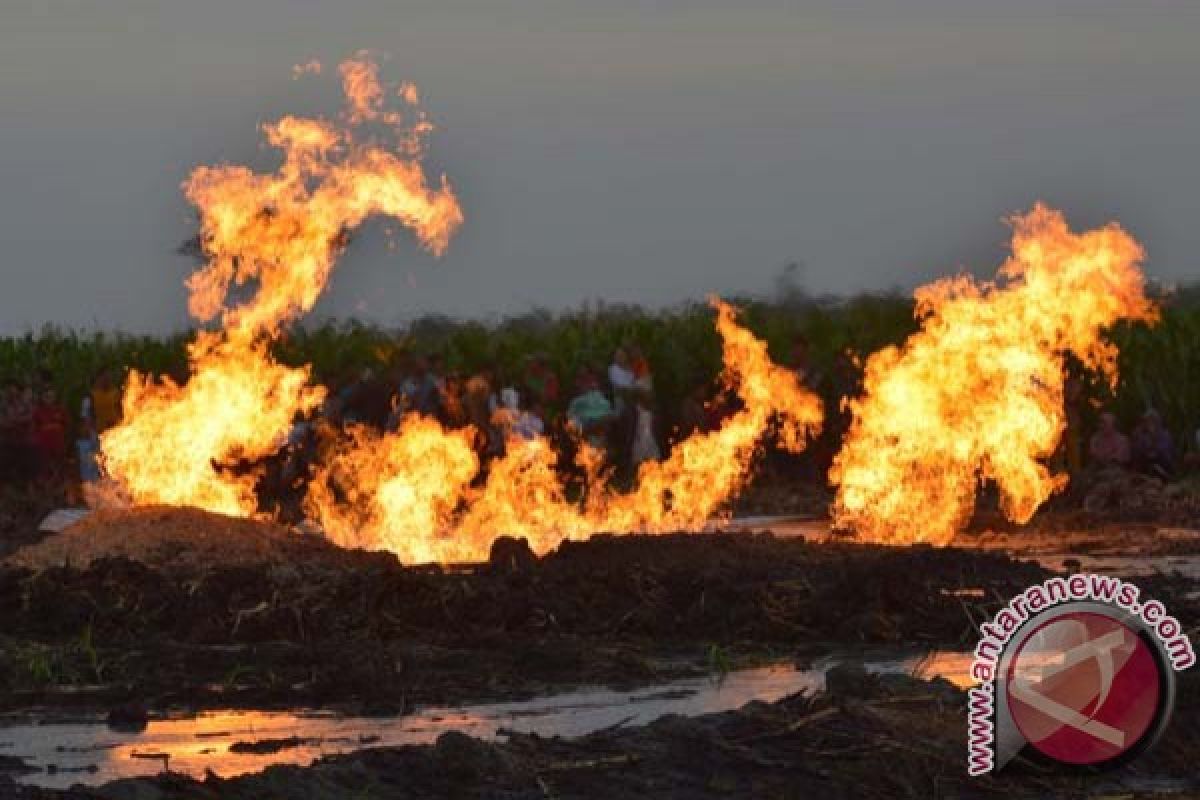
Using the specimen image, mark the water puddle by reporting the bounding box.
[1025,552,1200,579]
[0,651,970,789]
[729,516,1200,580]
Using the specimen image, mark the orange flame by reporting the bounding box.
[579,299,823,533]
[307,415,480,561]
[99,336,324,515]
[830,204,1156,545]
[309,299,824,562]
[97,55,820,557]
[99,56,463,515]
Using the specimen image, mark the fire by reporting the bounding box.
[580,299,823,534]
[445,436,597,560]
[96,54,821,561]
[830,204,1156,545]
[99,337,324,515]
[105,53,1142,561]
[307,415,480,562]
[310,299,825,562]
[99,55,463,514]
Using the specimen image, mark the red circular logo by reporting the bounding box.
[1005,611,1162,766]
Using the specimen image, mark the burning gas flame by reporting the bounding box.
[96,54,820,560]
[99,55,463,514]
[573,298,822,534]
[830,204,1156,545]
[307,415,480,560]
[100,337,324,515]
[104,55,1144,560]
[309,299,824,563]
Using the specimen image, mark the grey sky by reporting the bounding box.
[1,0,1198,334]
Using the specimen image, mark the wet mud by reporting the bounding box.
[0,531,1062,713]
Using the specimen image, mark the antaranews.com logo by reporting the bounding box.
[966,573,1195,775]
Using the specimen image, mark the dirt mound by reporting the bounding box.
[4,506,347,573]
[0,485,63,560]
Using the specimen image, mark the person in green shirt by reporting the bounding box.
[567,369,615,450]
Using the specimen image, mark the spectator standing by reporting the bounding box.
[567,369,615,450]
[1088,412,1130,468]
[626,346,660,469]
[83,369,121,435]
[607,346,642,472]
[32,385,69,480]
[1,383,35,483]
[519,398,548,442]
[10,384,35,483]
[400,356,443,418]
[493,387,545,443]
[423,357,447,417]
[628,346,653,393]
[438,373,468,428]
[465,370,502,458]
[629,392,660,468]
[1131,409,1175,479]
[524,354,560,413]
[607,347,635,411]
[78,368,123,488]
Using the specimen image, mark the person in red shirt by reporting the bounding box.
[1,383,35,484]
[32,385,69,480]
[524,354,560,408]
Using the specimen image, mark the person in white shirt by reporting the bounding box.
[494,387,545,442]
[608,347,635,406]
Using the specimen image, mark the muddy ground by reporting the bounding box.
[1,526,1077,714]
[5,667,1199,799]
[1,482,1197,797]
[1,493,1198,716]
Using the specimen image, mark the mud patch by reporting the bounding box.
[0,533,1050,712]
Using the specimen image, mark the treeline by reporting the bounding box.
[1,287,1197,445]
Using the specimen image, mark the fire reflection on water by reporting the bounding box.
[3,652,968,789]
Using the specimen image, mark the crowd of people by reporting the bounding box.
[0,344,698,511]
[0,373,71,486]
[252,345,691,516]
[304,345,677,485]
[1,346,1198,513]
[1088,408,1184,480]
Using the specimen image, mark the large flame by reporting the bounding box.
[105,54,1145,561]
[577,299,823,533]
[99,56,463,514]
[830,204,1156,545]
[309,299,824,562]
[96,54,820,561]
[99,337,324,515]
[306,415,480,561]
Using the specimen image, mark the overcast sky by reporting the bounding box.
[1,0,1198,334]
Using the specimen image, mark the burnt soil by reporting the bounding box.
[0,529,1083,714]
